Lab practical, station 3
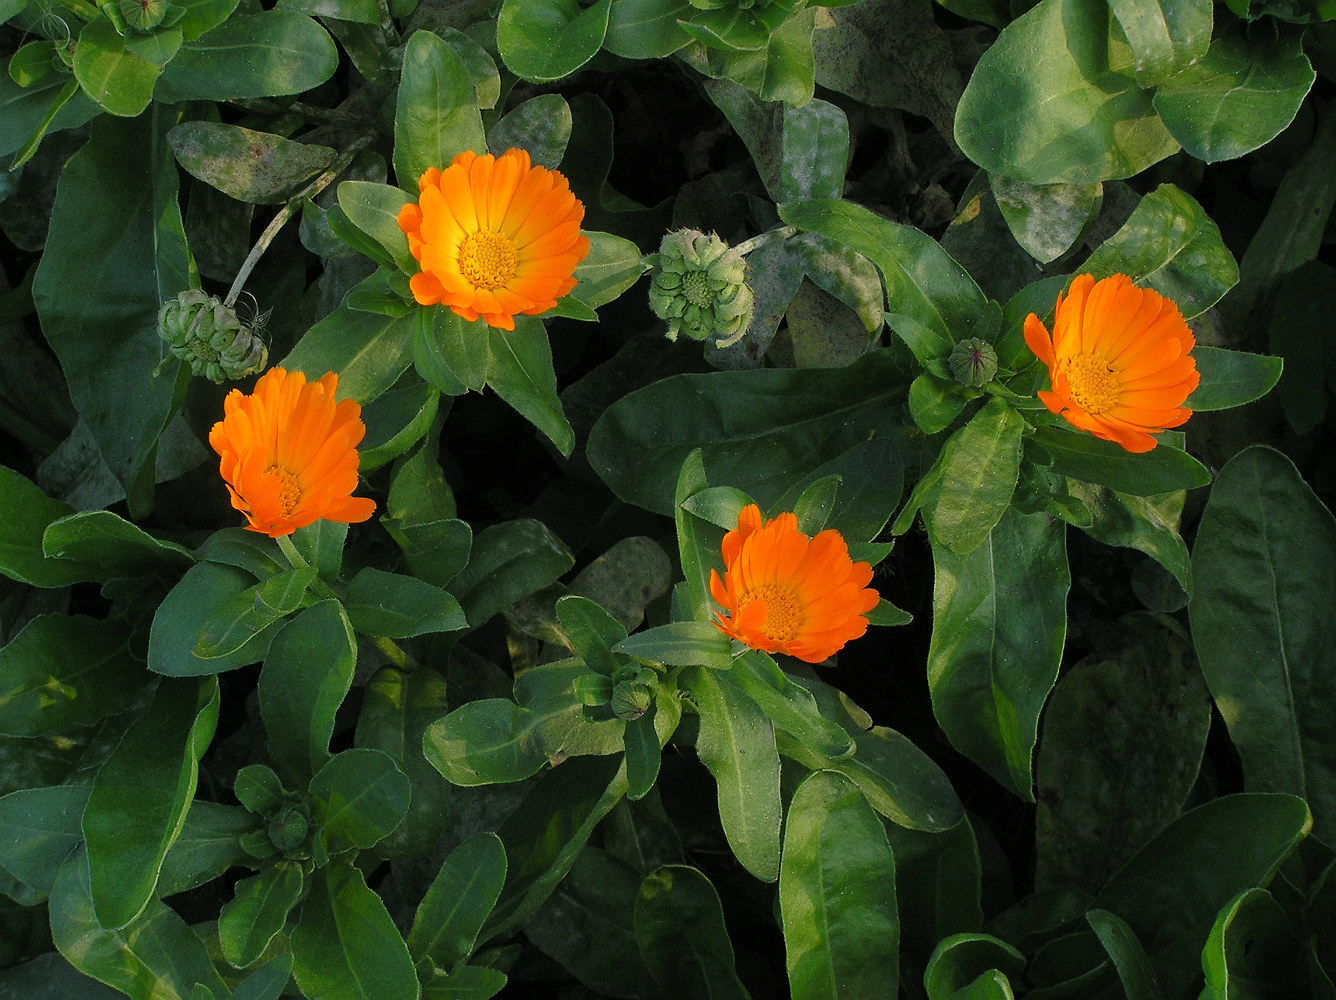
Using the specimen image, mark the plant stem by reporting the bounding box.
[733,225,797,257]
[223,132,377,308]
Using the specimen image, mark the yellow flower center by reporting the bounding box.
[739,583,802,643]
[265,465,302,517]
[682,270,716,309]
[1065,353,1121,414]
[457,230,519,290]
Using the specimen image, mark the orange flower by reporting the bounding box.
[209,367,376,538]
[709,505,879,664]
[396,148,590,331]
[1024,273,1199,453]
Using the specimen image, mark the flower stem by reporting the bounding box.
[224,132,376,309]
[732,225,797,257]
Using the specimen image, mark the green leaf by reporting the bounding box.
[73,17,179,117]
[486,318,575,456]
[407,832,507,967]
[1030,425,1212,496]
[258,600,357,784]
[282,302,416,405]
[1093,793,1310,997]
[1086,909,1159,1000]
[954,0,1179,184]
[604,0,692,58]
[384,517,473,590]
[336,181,415,274]
[1200,888,1300,998]
[0,72,97,163]
[1185,346,1282,412]
[779,199,988,362]
[168,122,335,205]
[686,664,781,882]
[1189,446,1336,838]
[345,567,466,638]
[393,29,486,190]
[634,865,751,1000]
[49,852,229,1000]
[624,709,661,801]
[523,847,659,997]
[1081,184,1238,318]
[359,375,439,472]
[292,861,418,1000]
[924,934,1024,1000]
[422,699,548,786]
[556,595,627,677]
[0,615,142,737]
[192,566,314,659]
[157,800,257,897]
[589,349,908,520]
[0,784,89,895]
[42,510,194,579]
[488,93,572,169]
[927,508,1067,799]
[232,956,294,1000]
[83,676,219,928]
[989,175,1102,265]
[1154,29,1315,163]
[1269,261,1336,435]
[447,518,573,629]
[1034,615,1210,893]
[487,755,627,935]
[567,231,648,313]
[1107,0,1212,87]
[1066,482,1191,591]
[729,651,854,761]
[780,770,898,1000]
[615,621,733,670]
[411,307,483,394]
[775,674,963,832]
[1220,99,1336,337]
[0,466,102,587]
[354,664,452,857]
[886,820,983,973]
[155,11,338,103]
[219,863,304,968]
[149,562,284,676]
[918,398,1024,556]
[309,747,410,852]
[497,0,611,82]
[31,111,191,512]
[682,7,816,106]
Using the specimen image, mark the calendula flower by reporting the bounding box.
[209,367,376,538]
[396,148,589,331]
[1024,273,1199,453]
[710,504,878,664]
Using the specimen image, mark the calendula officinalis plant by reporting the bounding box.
[1,0,1334,997]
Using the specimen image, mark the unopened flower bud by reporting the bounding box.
[267,806,308,856]
[611,680,653,722]
[948,337,998,387]
[649,229,755,348]
[158,289,268,383]
[119,0,167,30]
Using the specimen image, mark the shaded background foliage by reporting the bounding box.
[1,0,1335,997]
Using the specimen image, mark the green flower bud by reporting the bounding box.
[948,337,999,387]
[649,229,755,348]
[611,680,653,722]
[119,0,167,30]
[267,806,309,857]
[158,289,268,383]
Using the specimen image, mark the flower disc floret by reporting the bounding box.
[1024,273,1199,453]
[709,504,878,663]
[396,148,589,331]
[208,367,376,538]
